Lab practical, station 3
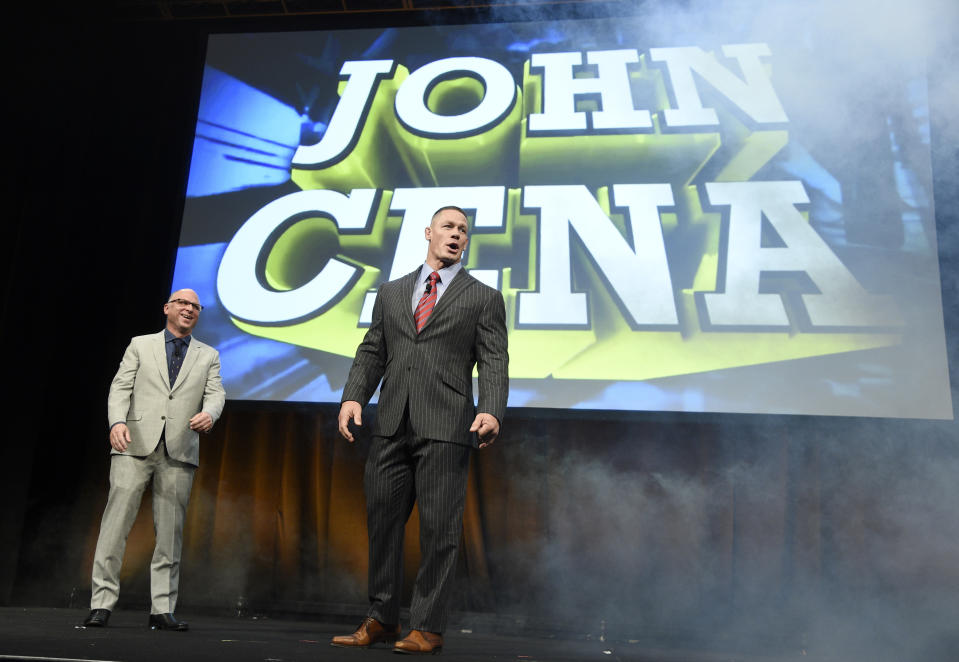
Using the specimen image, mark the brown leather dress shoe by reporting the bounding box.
[331,617,401,648]
[393,629,443,655]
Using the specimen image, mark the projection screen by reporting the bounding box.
[170,13,952,419]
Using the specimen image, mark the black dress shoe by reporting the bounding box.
[149,613,189,631]
[82,609,111,627]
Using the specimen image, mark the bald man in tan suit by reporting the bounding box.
[82,288,225,631]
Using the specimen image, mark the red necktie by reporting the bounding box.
[414,271,440,332]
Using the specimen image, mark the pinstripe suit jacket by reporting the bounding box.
[342,267,509,447]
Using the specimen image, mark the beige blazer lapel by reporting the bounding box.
[172,342,200,391]
[151,332,171,390]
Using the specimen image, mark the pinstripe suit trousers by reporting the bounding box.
[364,417,471,634]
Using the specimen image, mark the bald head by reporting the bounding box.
[164,288,202,337]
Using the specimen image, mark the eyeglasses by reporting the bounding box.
[168,298,203,311]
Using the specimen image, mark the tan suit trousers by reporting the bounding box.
[90,440,195,614]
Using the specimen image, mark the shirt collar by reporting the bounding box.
[419,260,463,284]
[164,329,192,345]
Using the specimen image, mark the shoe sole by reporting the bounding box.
[330,640,397,648]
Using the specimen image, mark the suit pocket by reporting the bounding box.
[441,373,471,397]
[126,414,143,422]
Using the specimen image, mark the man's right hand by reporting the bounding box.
[109,423,131,452]
[337,401,363,442]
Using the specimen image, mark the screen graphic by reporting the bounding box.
[172,15,952,419]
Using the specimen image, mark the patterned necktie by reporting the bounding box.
[169,338,186,386]
[414,271,440,333]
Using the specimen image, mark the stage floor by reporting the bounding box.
[0,607,818,662]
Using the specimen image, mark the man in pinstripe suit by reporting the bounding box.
[333,205,508,655]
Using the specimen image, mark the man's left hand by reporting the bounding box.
[470,413,500,449]
[189,412,214,433]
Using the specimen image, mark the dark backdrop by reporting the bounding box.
[4,4,958,660]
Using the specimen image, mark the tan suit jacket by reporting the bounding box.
[107,331,225,466]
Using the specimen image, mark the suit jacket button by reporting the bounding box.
[161,415,166,420]
[169,395,174,400]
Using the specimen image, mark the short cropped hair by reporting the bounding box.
[431,205,469,225]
